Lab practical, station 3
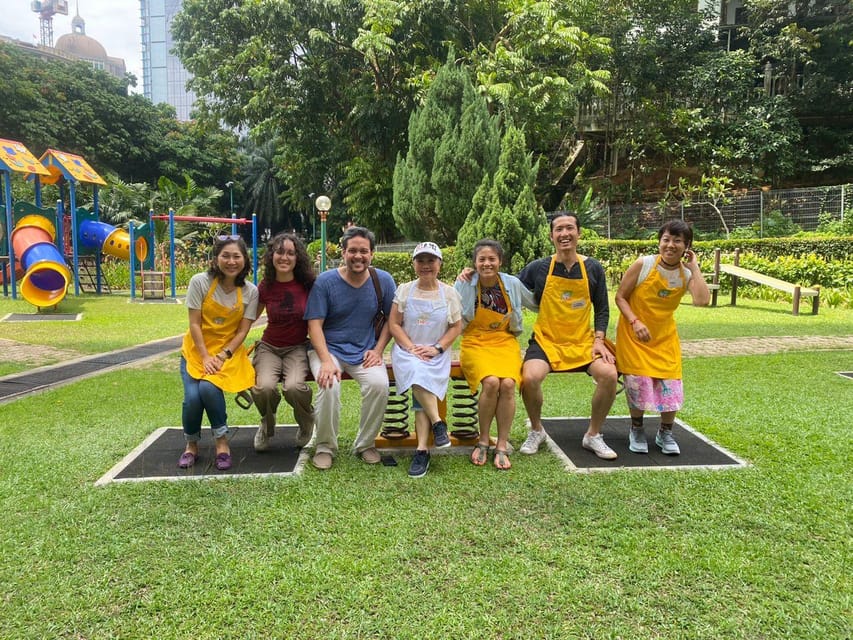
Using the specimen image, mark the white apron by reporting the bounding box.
[391,285,452,399]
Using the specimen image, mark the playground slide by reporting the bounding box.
[79,219,148,263]
[11,215,148,307]
[10,215,71,307]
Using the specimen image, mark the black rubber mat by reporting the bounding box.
[0,336,182,403]
[2,313,81,322]
[97,426,304,484]
[542,417,745,471]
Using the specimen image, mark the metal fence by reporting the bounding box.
[592,183,850,239]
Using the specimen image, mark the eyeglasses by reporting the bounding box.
[217,234,241,241]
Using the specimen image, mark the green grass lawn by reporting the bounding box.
[0,289,851,638]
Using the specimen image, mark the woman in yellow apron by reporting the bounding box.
[615,220,710,455]
[178,236,259,471]
[455,240,536,470]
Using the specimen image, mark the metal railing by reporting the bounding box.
[590,183,850,239]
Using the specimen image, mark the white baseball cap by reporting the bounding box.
[412,241,442,260]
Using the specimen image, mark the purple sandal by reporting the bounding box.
[215,452,233,471]
[177,451,198,468]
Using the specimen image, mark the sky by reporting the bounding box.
[0,1,144,90]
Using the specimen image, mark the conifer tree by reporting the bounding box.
[457,125,550,272]
[393,52,498,243]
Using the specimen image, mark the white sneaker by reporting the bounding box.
[519,429,546,454]
[254,423,270,452]
[582,433,617,460]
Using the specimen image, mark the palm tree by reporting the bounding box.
[239,138,289,233]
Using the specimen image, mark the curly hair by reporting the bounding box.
[208,236,251,287]
[262,232,315,289]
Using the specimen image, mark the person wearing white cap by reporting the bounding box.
[388,241,463,478]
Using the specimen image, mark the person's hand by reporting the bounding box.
[632,319,651,343]
[362,348,384,368]
[408,344,432,360]
[456,267,474,283]
[316,360,342,388]
[202,354,223,375]
[683,249,700,271]
[592,338,615,364]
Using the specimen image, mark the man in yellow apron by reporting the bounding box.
[517,213,619,460]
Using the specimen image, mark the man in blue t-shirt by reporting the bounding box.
[304,226,396,470]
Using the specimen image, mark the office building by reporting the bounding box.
[139,0,196,121]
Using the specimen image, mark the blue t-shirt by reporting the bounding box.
[304,268,396,365]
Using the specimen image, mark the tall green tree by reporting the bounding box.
[742,0,853,181]
[393,54,499,243]
[173,0,609,232]
[456,125,549,272]
[0,42,238,189]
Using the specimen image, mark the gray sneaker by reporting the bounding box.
[431,420,451,448]
[254,423,270,452]
[582,433,618,460]
[519,429,546,454]
[655,429,680,455]
[628,427,648,454]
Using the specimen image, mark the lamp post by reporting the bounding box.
[315,194,331,272]
[225,181,234,216]
[307,192,315,240]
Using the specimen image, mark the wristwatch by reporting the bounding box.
[432,343,444,354]
[223,348,233,359]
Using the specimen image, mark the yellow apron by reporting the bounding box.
[532,256,595,371]
[180,279,255,392]
[460,278,523,394]
[615,257,686,379]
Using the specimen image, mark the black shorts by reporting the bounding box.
[523,336,591,374]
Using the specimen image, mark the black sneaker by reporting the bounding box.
[408,450,430,478]
[432,420,451,448]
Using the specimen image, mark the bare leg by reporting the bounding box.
[412,386,441,425]
[587,358,618,436]
[478,376,500,445]
[521,359,550,431]
[495,377,516,451]
[413,410,431,450]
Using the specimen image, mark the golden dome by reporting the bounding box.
[54,32,108,60]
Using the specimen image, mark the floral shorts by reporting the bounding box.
[623,375,683,413]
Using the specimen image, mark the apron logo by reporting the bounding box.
[657,289,672,298]
[214,316,226,325]
[570,299,585,310]
[561,291,573,301]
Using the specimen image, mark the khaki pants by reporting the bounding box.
[251,341,314,433]
[307,350,389,456]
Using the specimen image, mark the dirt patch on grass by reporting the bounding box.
[0,339,83,367]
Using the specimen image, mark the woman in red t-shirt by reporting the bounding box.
[251,232,316,451]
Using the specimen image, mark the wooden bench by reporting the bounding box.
[712,248,820,315]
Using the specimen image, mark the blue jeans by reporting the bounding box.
[180,357,229,441]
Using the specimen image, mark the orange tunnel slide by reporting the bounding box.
[10,215,72,307]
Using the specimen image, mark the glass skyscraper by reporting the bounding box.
[139,0,196,121]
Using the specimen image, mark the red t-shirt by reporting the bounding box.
[258,279,310,347]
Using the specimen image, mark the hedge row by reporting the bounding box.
[372,237,853,290]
